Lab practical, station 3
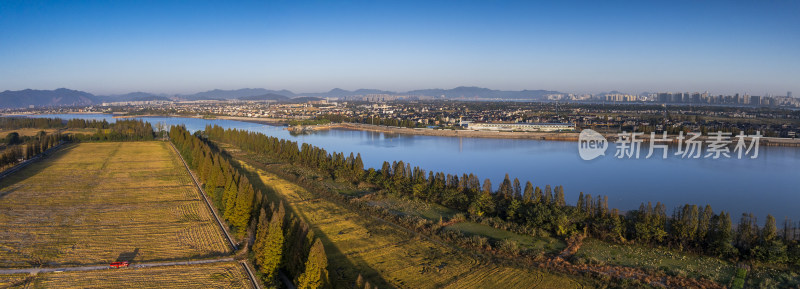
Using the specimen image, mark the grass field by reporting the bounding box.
[368,195,460,221]
[575,238,736,283]
[0,142,230,268]
[0,128,125,142]
[1,262,253,289]
[444,222,565,254]
[0,273,28,288]
[237,160,588,289]
[0,129,56,138]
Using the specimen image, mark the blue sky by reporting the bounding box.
[0,0,798,95]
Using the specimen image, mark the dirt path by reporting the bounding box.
[0,257,235,274]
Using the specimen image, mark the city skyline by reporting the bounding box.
[1,0,798,95]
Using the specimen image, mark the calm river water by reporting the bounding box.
[24,114,800,222]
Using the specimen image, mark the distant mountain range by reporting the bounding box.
[408,87,561,99]
[238,93,291,101]
[0,86,565,108]
[0,88,99,108]
[106,92,172,102]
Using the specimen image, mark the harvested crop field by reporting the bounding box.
[0,142,230,268]
[237,160,588,289]
[1,262,253,289]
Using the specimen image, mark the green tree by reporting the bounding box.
[352,153,364,181]
[297,239,328,289]
[522,182,534,203]
[498,174,512,198]
[5,132,20,145]
[257,212,284,282]
[762,214,777,243]
[232,181,254,233]
[543,185,552,204]
[533,186,543,203]
[697,205,713,246]
[222,179,238,219]
[708,211,735,257]
[512,178,521,200]
[468,179,495,217]
[554,185,565,207]
[754,215,787,263]
[253,208,268,255]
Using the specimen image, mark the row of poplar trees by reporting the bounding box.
[0,117,65,129]
[202,124,800,265]
[1,118,162,170]
[169,126,330,288]
[1,132,62,169]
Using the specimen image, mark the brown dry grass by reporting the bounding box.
[1,262,253,289]
[0,142,230,268]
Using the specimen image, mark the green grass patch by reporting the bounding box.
[730,267,747,289]
[369,194,459,221]
[575,238,736,283]
[745,266,800,289]
[445,222,565,253]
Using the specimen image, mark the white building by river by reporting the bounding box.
[461,121,575,132]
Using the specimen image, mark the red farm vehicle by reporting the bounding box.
[109,261,129,268]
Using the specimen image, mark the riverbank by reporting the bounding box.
[289,122,800,147]
[290,122,583,141]
[111,114,290,125]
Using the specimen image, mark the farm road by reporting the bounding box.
[0,257,235,274]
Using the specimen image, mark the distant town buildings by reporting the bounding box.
[343,94,434,102]
[605,93,638,102]
[599,91,800,108]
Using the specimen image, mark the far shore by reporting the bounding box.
[292,122,800,147]
[112,114,289,125]
[5,112,800,147]
[296,122,583,141]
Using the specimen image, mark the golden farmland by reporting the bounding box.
[0,142,230,268]
[238,161,587,289]
[1,262,253,289]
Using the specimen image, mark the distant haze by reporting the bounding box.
[0,1,798,95]
[0,87,566,108]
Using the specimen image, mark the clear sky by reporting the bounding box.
[1,0,798,96]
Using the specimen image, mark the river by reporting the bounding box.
[21,113,800,222]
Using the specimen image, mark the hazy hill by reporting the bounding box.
[297,88,396,98]
[300,87,562,100]
[0,86,565,108]
[238,93,290,101]
[130,95,171,102]
[290,96,325,103]
[104,92,171,102]
[407,86,562,100]
[0,88,98,108]
[185,88,297,100]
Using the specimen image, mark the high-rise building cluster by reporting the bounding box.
[652,92,799,107]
